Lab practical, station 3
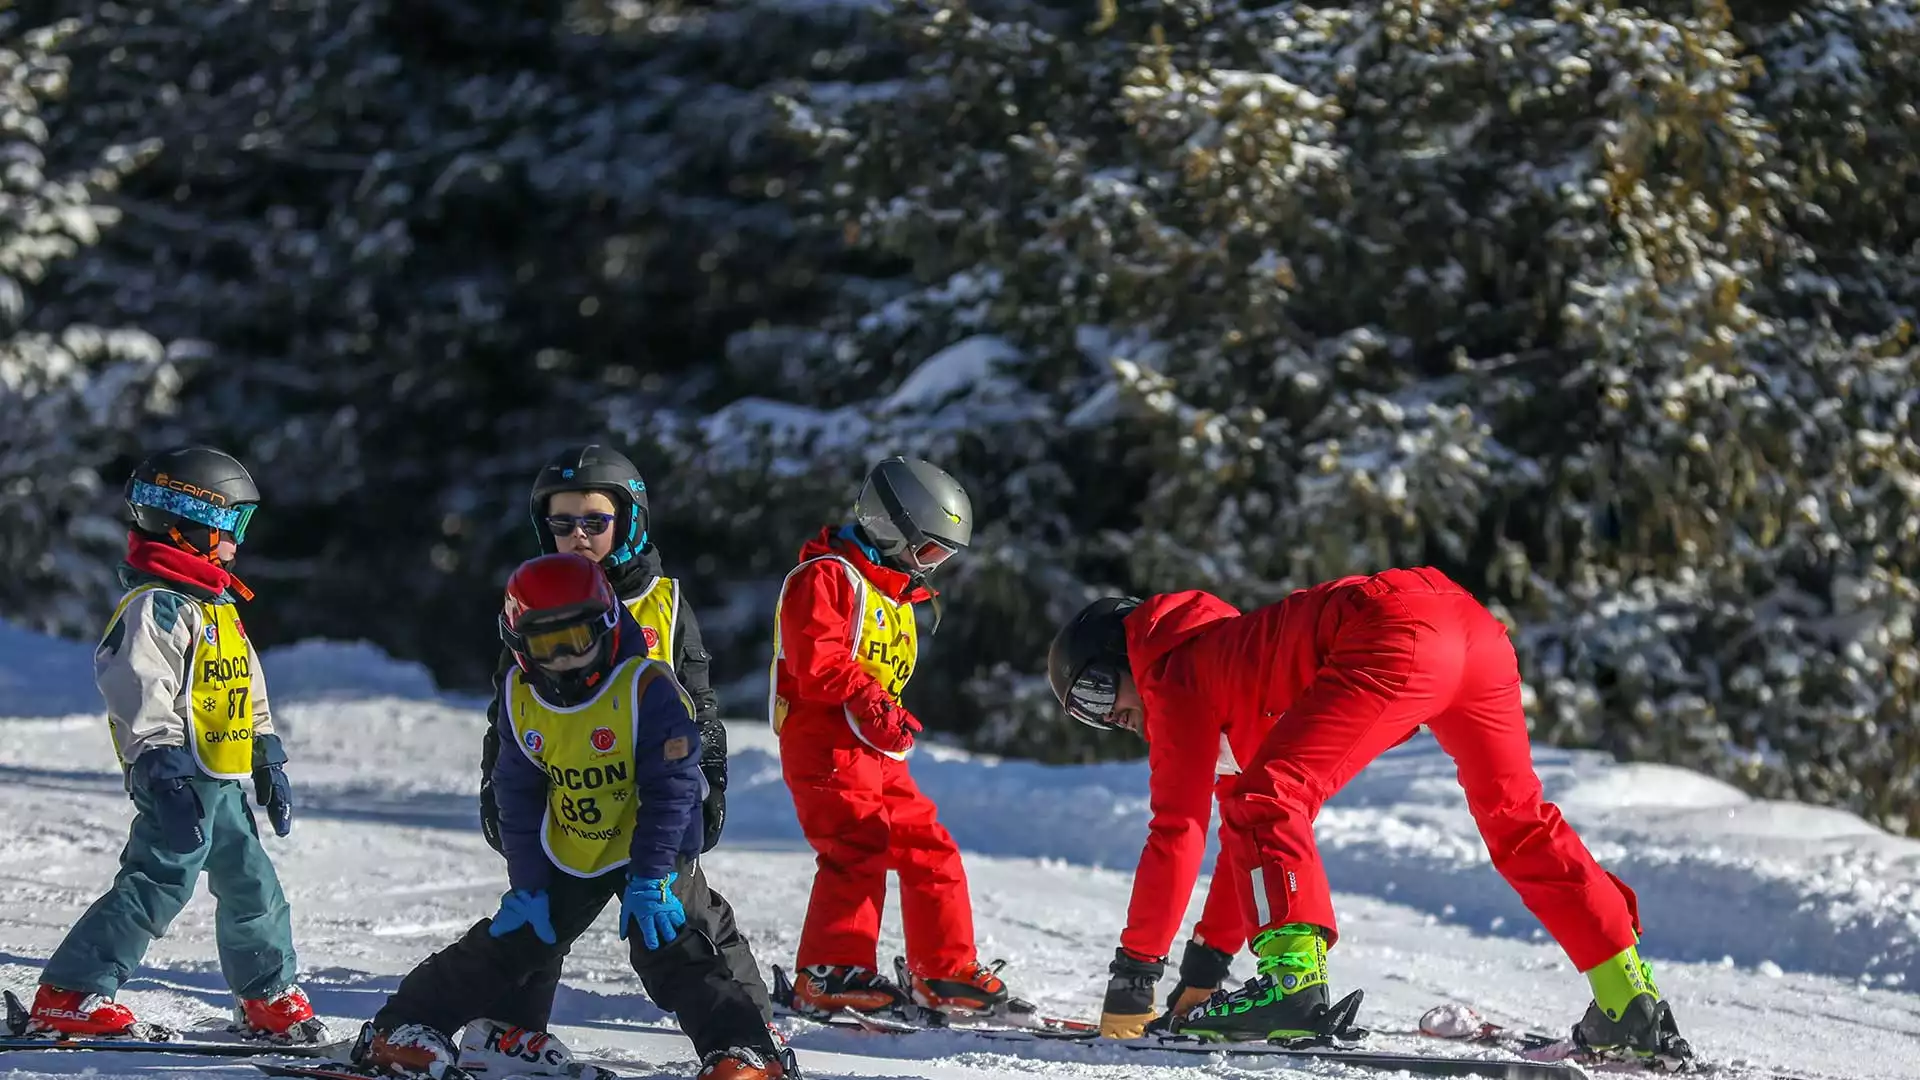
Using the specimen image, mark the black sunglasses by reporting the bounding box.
[545,512,617,537]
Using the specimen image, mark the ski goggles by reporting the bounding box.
[501,605,618,664]
[1063,660,1124,731]
[545,512,617,537]
[906,534,961,572]
[130,480,256,542]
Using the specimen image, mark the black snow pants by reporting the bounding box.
[373,858,776,1059]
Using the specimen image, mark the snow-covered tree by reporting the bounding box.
[15,0,884,688]
[720,0,1920,831]
[0,15,189,636]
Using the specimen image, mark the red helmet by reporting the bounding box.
[499,552,622,700]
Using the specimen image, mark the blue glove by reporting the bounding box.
[131,747,205,855]
[489,888,557,945]
[619,873,686,950]
[252,733,292,837]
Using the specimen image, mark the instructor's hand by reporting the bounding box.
[1099,947,1164,1038]
[1147,938,1234,1033]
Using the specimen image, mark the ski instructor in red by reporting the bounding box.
[1048,567,1693,1067]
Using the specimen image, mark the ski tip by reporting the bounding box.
[1421,1002,1492,1039]
[4,988,29,1038]
[769,965,794,1008]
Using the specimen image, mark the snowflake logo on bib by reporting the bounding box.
[591,727,616,753]
[523,729,544,753]
[641,626,659,650]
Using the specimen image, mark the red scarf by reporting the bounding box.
[125,533,253,601]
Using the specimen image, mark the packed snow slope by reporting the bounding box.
[1,619,1919,1078]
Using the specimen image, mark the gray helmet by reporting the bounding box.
[853,456,972,575]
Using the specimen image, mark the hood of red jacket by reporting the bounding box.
[1124,590,1241,676]
[797,525,932,604]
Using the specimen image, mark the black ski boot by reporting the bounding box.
[1574,944,1695,1070]
[1574,996,1695,1069]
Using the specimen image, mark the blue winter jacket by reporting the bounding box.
[490,605,704,890]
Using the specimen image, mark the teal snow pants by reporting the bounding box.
[42,777,297,1000]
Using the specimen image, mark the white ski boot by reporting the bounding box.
[455,1019,615,1080]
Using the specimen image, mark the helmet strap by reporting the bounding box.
[924,585,944,637]
[166,525,255,601]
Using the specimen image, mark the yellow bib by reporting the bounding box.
[103,584,257,779]
[506,656,690,878]
[622,576,679,663]
[767,555,919,758]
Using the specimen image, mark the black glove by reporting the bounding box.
[698,724,727,853]
[1100,947,1165,1038]
[251,733,292,837]
[1148,939,1235,1032]
[479,778,503,854]
[700,785,726,854]
[479,720,504,855]
[131,746,206,854]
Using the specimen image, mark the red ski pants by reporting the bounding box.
[1217,572,1643,972]
[780,712,977,977]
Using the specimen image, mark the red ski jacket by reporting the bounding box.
[770,525,932,753]
[1119,571,1416,960]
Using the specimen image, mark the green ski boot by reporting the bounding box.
[1573,944,1694,1067]
[1174,924,1360,1043]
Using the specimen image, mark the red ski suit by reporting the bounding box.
[771,526,977,978]
[1119,567,1641,974]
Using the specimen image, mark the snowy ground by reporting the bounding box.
[2,622,1919,1079]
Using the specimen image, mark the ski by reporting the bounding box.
[770,972,1583,1080]
[1417,1003,1826,1080]
[256,1063,477,1080]
[255,1053,620,1080]
[768,963,1097,1038]
[790,1013,1586,1080]
[0,989,343,1058]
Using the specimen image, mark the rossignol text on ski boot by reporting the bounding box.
[1173,924,1363,1044]
[1574,944,1694,1069]
[455,1018,617,1079]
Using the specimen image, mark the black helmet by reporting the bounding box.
[1047,596,1141,731]
[125,446,261,549]
[853,456,972,575]
[529,444,650,571]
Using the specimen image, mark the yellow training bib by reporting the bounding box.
[506,656,691,878]
[767,555,919,756]
[622,576,679,663]
[103,584,257,779]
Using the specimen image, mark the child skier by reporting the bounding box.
[462,444,767,1070]
[770,457,1012,1018]
[358,552,795,1080]
[1047,568,1693,1066]
[30,446,320,1042]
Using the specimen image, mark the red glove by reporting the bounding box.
[848,682,922,754]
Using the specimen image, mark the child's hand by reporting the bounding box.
[252,761,293,837]
[131,747,206,854]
